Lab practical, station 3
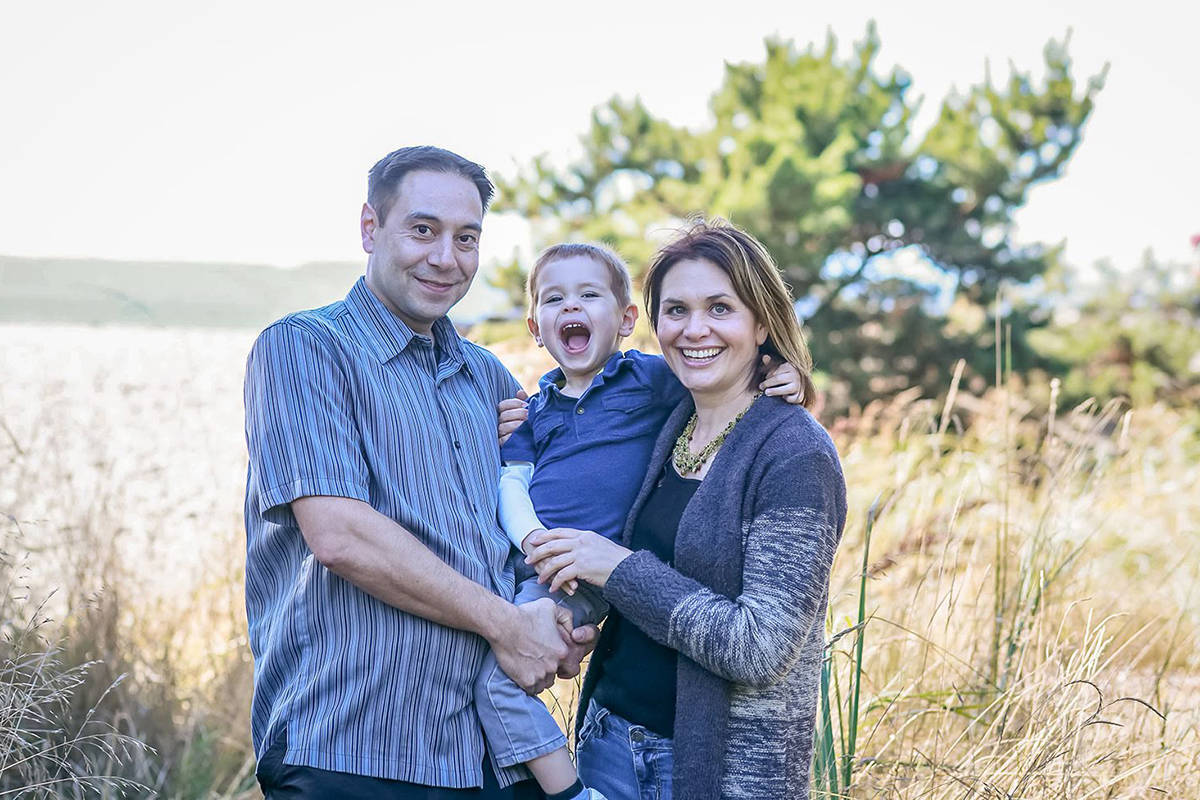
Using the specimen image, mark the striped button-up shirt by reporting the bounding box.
[243,277,520,787]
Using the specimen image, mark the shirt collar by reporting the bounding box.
[344,277,467,368]
[536,350,630,396]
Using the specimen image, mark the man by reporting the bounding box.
[244,146,593,799]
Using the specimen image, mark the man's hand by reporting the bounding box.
[557,623,599,679]
[488,597,569,695]
[497,390,530,447]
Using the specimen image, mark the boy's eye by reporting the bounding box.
[544,295,563,303]
[582,291,599,299]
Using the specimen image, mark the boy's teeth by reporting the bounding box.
[683,348,720,359]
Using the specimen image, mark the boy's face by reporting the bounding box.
[528,255,637,381]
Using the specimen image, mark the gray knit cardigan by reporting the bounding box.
[576,395,847,800]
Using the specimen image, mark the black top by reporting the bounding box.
[592,462,700,737]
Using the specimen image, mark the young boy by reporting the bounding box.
[475,243,805,800]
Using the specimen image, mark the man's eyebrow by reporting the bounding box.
[405,211,483,232]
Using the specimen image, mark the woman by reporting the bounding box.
[526,219,847,800]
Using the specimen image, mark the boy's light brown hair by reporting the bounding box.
[526,243,634,315]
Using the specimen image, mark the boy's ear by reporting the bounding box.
[526,316,544,347]
[618,304,638,338]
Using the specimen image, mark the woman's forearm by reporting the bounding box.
[604,450,843,687]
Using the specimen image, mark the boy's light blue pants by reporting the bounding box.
[475,572,609,768]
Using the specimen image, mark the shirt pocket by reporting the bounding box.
[600,389,661,436]
[531,409,567,449]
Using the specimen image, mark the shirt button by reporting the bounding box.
[453,440,462,449]
[630,729,645,743]
[576,407,585,415]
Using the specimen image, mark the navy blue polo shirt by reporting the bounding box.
[501,350,688,542]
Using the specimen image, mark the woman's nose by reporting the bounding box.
[682,313,709,338]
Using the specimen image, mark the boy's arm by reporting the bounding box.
[498,462,546,553]
[498,462,582,595]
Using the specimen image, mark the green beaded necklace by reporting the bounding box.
[672,394,760,475]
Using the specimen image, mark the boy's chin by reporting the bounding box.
[557,348,611,376]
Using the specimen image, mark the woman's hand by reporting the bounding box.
[497,390,529,446]
[759,355,804,405]
[525,528,632,593]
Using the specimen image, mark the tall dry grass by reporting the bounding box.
[1,324,1197,797]
[814,374,1200,797]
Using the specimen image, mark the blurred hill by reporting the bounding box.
[0,255,364,329]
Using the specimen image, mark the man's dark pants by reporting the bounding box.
[256,734,545,799]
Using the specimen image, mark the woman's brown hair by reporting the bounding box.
[643,218,817,409]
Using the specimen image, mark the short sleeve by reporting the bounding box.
[634,351,688,406]
[244,321,370,525]
[500,395,538,464]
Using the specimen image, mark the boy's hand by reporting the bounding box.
[759,355,805,405]
[498,390,529,447]
[557,623,599,679]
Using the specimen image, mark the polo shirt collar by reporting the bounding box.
[536,349,630,396]
[345,277,467,368]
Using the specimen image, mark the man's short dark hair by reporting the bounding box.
[367,146,495,224]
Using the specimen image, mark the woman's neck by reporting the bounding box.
[692,386,758,441]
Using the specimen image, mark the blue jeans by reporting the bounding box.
[576,700,673,800]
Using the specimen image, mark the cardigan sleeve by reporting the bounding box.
[603,446,844,688]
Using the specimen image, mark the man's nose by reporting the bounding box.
[427,236,457,270]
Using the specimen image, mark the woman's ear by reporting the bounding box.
[755,323,767,347]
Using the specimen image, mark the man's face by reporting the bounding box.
[361,170,484,335]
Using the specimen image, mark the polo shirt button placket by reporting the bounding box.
[576,406,585,415]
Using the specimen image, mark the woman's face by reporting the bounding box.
[655,258,766,404]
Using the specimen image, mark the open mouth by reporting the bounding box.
[681,347,723,363]
[559,321,592,354]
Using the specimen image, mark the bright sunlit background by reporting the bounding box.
[2,0,1196,318]
[1,3,1198,798]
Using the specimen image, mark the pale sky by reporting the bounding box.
[1,0,1196,316]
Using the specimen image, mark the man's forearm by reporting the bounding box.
[292,495,511,639]
[291,494,575,693]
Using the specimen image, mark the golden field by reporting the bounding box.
[1,322,1197,798]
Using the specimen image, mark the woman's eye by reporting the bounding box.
[666,305,685,315]
[712,303,731,314]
